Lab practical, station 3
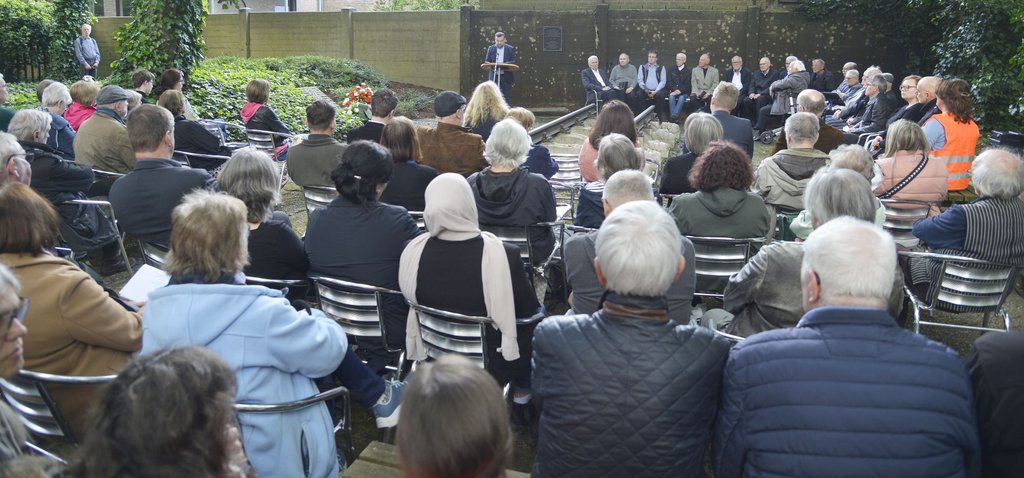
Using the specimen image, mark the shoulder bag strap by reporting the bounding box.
[878,153,929,199]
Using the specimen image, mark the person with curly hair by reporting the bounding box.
[464,81,510,142]
[66,347,254,478]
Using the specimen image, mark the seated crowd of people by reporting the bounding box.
[0,53,1022,478]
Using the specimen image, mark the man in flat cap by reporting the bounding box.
[74,85,135,183]
[415,91,486,176]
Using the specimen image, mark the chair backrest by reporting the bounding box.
[233,385,354,463]
[407,302,491,369]
[0,370,115,445]
[408,211,426,231]
[139,241,168,268]
[198,120,228,145]
[479,224,532,265]
[714,328,745,344]
[880,199,931,246]
[918,252,1020,313]
[245,276,310,298]
[313,276,404,352]
[549,154,582,187]
[643,157,661,184]
[245,130,277,157]
[302,186,339,215]
[686,235,765,298]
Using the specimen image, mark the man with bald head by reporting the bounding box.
[581,55,622,104]
[741,57,779,122]
[770,89,843,155]
[869,75,941,153]
[691,53,720,112]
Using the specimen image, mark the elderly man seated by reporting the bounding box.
[715,217,980,478]
[0,132,31,187]
[416,91,486,176]
[565,170,696,323]
[910,149,1024,298]
[581,56,623,105]
[771,90,844,155]
[841,74,899,144]
[705,167,904,336]
[752,112,830,212]
[533,200,729,478]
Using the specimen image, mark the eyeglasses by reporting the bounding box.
[899,85,917,90]
[0,297,28,332]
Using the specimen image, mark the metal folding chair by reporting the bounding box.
[301,186,338,216]
[408,211,426,231]
[686,235,765,299]
[406,302,543,370]
[234,385,355,464]
[0,369,116,448]
[173,150,230,170]
[312,277,405,373]
[900,250,1019,333]
[713,328,745,345]
[139,240,168,268]
[879,199,932,248]
[245,276,311,299]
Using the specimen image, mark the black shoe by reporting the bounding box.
[96,256,127,276]
[511,401,536,431]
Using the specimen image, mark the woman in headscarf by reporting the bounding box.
[400,173,542,427]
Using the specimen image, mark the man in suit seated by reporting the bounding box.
[691,53,720,113]
[581,56,623,105]
[710,82,754,158]
[346,88,397,143]
[109,105,216,247]
[808,59,834,91]
[741,57,778,122]
[666,52,693,122]
[723,56,752,116]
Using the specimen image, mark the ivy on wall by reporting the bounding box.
[111,0,208,78]
[0,0,54,82]
[50,0,95,81]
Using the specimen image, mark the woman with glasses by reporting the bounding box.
[885,75,927,127]
[153,68,198,120]
[0,183,142,440]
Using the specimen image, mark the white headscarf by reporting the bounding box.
[398,173,519,361]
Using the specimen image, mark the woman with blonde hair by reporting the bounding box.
[397,355,512,478]
[464,81,509,142]
[64,80,99,132]
[875,119,948,214]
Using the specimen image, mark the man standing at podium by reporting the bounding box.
[484,32,516,103]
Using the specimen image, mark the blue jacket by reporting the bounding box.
[715,306,980,478]
[142,283,346,478]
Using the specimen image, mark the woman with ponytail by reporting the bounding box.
[305,140,423,373]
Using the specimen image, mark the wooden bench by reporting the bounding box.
[342,441,530,477]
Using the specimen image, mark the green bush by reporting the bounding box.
[111,0,207,78]
[3,82,40,110]
[185,56,385,138]
[50,0,95,81]
[0,0,55,82]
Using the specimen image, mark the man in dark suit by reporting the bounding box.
[484,32,516,103]
[581,55,623,105]
[666,52,693,121]
[723,56,753,116]
[742,57,778,122]
[710,82,754,158]
[809,59,835,92]
[346,88,397,143]
[109,105,216,247]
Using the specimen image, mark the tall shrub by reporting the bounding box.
[111,0,207,78]
[50,0,94,81]
[0,0,54,82]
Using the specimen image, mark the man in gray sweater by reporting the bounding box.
[74,23,100,78]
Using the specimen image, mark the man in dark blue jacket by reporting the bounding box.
[715,216,980,478]
[534,200,729,478]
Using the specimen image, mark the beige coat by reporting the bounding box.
[73,111,136,174]
[874,151,948,215]
[0,253,142,440]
